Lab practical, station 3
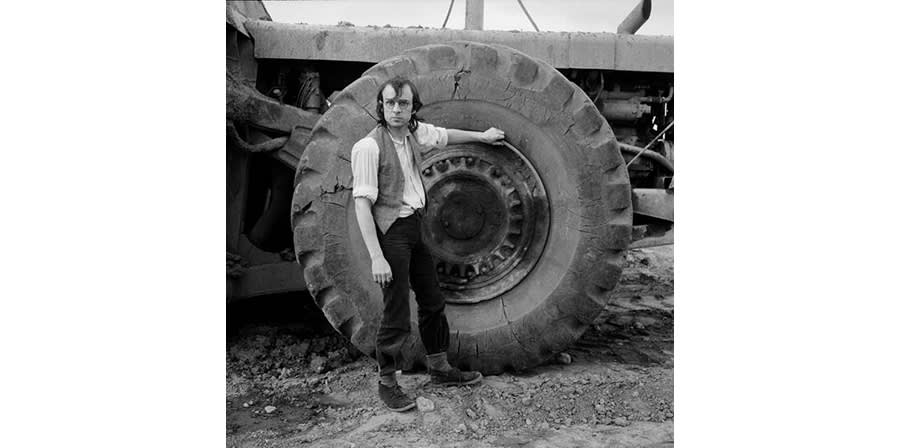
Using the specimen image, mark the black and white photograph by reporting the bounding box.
[9,1,900,447]
[226,1,674,446]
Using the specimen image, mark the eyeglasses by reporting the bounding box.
[382,99,412,110]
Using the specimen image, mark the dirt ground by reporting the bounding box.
[226,246,673,448]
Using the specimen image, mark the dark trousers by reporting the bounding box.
[375,212,449,375]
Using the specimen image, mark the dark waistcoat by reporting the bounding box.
[367,125,426,233]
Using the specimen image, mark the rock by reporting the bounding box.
[522,397,533,406]
[556,352,572,364]
[264,405,277,414]
[525,418,532,425]
[484,403,503,419]
[416,397,435,412]
[456,423,467,433]
[242,402,251,408]
[614,417,628,426]
[466,408,477,419]
[540,422,550,430]
[424,412,441,427]
[310,355,328,373]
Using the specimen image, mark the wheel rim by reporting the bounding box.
[420,142,550,304]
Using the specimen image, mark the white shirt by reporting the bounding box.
[351,123,449,217]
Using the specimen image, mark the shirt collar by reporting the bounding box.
[389,133,407,146]
[385,126,409,142]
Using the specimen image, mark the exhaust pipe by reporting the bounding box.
[617,0,652,35]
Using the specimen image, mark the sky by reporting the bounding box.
[262,0,673,36]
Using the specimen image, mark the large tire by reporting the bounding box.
[291,42,631,374]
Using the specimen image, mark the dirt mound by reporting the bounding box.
[226,355,673,447]
[616,246,673,298]
[227,327,364,398]
[226,246,674,447]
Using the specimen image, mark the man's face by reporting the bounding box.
[381,84,414,129]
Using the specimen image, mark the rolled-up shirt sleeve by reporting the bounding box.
[415,122,449,149]
[351,137,379,203]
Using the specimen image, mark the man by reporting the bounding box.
[351,76,505,412]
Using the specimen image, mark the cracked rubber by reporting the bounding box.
[290,42,631,375]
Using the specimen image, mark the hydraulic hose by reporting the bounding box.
[619,142,674,173]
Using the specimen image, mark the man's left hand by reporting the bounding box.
[480,127,505,145]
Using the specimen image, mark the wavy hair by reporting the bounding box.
[376,77,423,133]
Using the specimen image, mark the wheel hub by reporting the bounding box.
[440,190,490,240]
[420,143,549,304]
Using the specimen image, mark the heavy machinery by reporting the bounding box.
[226,0,673,374]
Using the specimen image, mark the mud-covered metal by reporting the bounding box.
[617,0,652,35]
[226,72,320,169]
[601,100,653,122]
[244,22,673,72]
[227,262,309,301]
[419,142,549,304]
[226,0,271,37]
[631,188,673,222]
